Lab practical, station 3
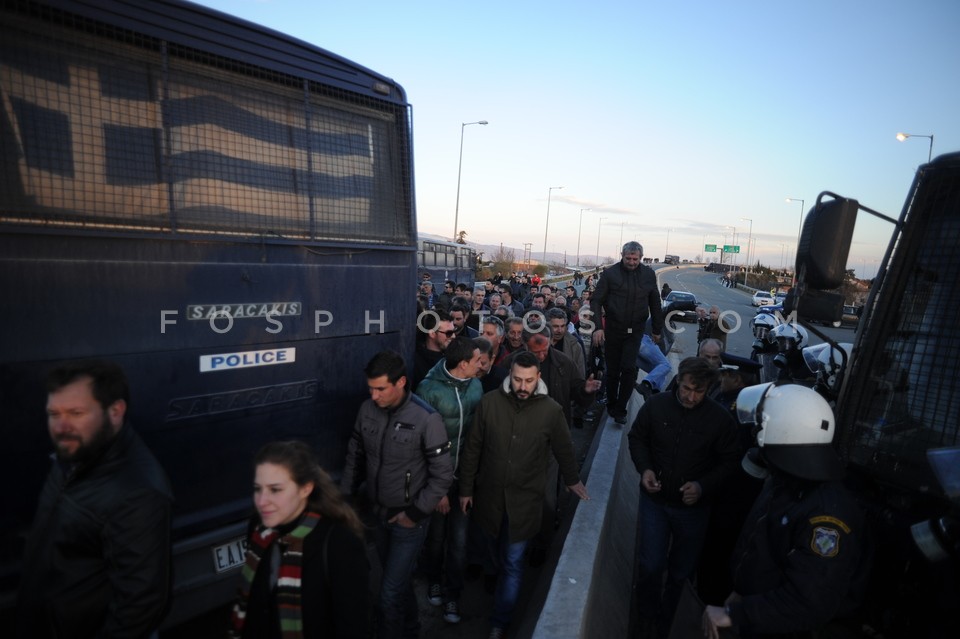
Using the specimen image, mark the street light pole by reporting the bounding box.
[896,132,934,162]
[665,228,672,259]
[740,217,753,287]
[542,185,564,265]
[786,198,805,287]
[452,120,488,241]
[595,217,607,266]
[576,208,591,268]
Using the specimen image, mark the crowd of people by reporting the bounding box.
[15,243,868,639]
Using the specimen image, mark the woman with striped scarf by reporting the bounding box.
[230,441,371,638]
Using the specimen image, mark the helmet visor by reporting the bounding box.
[736,382,774,427]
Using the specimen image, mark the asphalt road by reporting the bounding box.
[656,267,857,362]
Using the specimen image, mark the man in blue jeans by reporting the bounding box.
[341,351,453,639]
[627,357,739,639]
[458,352,590,639]
[636,332,673,398]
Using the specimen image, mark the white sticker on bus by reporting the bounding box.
[200,348,296,373]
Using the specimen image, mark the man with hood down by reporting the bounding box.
[458,351,590,639]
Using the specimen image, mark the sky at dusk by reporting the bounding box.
[193,0,959,277]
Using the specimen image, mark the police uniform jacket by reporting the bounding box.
[727,473,868,637]
[341,392,453,523]
[458,377,580,542]
[16,424,173,639]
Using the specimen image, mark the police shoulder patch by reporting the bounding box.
[811,526,840,557]
[809,515,851,533]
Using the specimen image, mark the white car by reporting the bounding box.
[752,291,774,306]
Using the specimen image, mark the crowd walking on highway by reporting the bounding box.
[14,242,867,639]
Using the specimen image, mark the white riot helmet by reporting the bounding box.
[751,312,779,341]
[770,322,808,350]
[771,323,809,369]
[802,342,853,390]
[736,382,843,481]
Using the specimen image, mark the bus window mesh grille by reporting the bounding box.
[0,5,413,246]
[848,166,960,490]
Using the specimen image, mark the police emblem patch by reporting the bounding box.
[811,526,840,557]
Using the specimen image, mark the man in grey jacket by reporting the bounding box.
[341,350,453,639]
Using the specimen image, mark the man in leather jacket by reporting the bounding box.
[590,241,664,424]
[16,360,173,639]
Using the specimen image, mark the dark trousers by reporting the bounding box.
[604,329,643,417]
[635,493,711,638]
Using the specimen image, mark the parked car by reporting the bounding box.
[752,291,774,306]
[841,304,861,328]
[662,291,700,322]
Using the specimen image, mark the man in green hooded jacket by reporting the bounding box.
[415,336,483,623]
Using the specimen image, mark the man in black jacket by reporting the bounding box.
[628,357,739,639]
[16,360,173,639]
[590,241,664,424]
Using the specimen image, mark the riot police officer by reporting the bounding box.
[702,383,869,639]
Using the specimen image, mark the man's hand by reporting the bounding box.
[641,469,662,493]
[435,495,450,514]
[459,496,473,514]
[702,605,731,639]
[651,333,661,344]
[680,480,702,505]
[567,481,590,500]
[591,328,605,347]
[584,374,601,394]
[388,511,416,528]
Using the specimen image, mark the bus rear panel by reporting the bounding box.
[0,0,417,624]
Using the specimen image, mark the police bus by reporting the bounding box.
[0,0,417,625]
[417,234,477,286]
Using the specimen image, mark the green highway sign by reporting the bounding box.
[704,244,717,252]
[722,244,740,253]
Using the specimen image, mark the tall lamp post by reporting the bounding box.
[452,120,488,241]
[896,132,934,162]
[740,217,753,287]
[576,208,591,268]
[595,217,607,266]
[665,228,672,259]
[786,197,805,287]
[542,185,564,265]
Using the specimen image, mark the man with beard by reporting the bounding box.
[459,352,589,639]
[16,360,173,639]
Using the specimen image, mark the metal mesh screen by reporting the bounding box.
[847,162,960,490]
[0,6,413,245]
